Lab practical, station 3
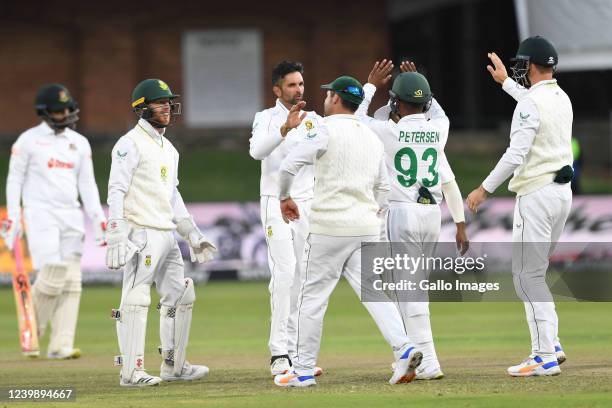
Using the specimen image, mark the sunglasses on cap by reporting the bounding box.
[338,85,364,98]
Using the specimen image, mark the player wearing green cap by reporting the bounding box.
[273,75,423,388]
[106,78,215,387]
[356,60,469,381]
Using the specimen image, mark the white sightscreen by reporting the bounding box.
[514,0,612,71]
[182,30,263,127]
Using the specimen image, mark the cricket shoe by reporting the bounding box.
[555,344,566,365]
[389,346,423,384]
[160,361,209,382]
[47,347,81,360]
[270,355,292,376]
[120,370,162,387]
[416,365,444,380]
[507,355,561,377]
[274,370,316,388]
[390,362,444,380]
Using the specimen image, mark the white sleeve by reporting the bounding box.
[355,83,394,138]
[107,137,139,219]
[502,77,529,102]
[6,135,29,222]
[373,153,391,209]
[426,98,450,149]
[482,98,539,193]
[77,139,105,222]
[171,149,189,220]
[438,152,456,184]
[278,123,330,199]
[356,83,376,117]
[249,110,284,160]
[441,179,465,223]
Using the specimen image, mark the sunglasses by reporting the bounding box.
[339,85,364,98]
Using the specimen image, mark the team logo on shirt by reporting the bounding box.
[304,120,317,139]
[266,226,273,238]
[145,255,152,267]
[116,150,127,162]
[161,165,168,181]
[69,143,77,151]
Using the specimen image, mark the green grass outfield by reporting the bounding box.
[0,281,611,407]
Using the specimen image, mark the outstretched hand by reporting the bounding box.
[367,59,394,88]
[399,60,417,73]
[281,101,307,137]
[486,52,508,85]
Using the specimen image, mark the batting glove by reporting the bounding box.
[105,219,137,269]
[0,217,22,251]
[93,216,107,247]
[176,216,217,264]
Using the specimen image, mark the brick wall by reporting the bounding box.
[0,1,390,139]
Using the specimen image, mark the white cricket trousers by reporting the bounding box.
[293,233,411,377]
[512,183,572,358]
[260,196,311,357]
[386,202,441,369]
[120,228,186,308]
[24,207,84,269]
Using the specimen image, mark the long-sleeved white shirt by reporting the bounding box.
[481,78,542,193]
[279,114,390,236]
[356,83,455,204]
[249,99,321,200]
[6,121,105,223]
[107,119,189,224]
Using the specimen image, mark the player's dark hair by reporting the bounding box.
[340,98,359,113]
[272,61,304,86]
[329,91,359,112]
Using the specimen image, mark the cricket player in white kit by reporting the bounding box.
[274,76,423,388]
[467,36,572,376]
[107,79,215,387]
[249,61,323,375]
[357,61,470,380]
[2,84,106,359]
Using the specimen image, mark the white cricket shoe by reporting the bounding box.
[120,370,162,387]
[47,347,81,360]
[416,365,444,380]
[391,361,444,380]
[274,370,316,387]
[507,355,561,377]
[270,355,292,376]
[555,344,566,365]
[160,361,209,381]
[389,346,423,384]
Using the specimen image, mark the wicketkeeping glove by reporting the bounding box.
[105,219,138,269]
[0,217,22,251]
[176,216,217,263]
